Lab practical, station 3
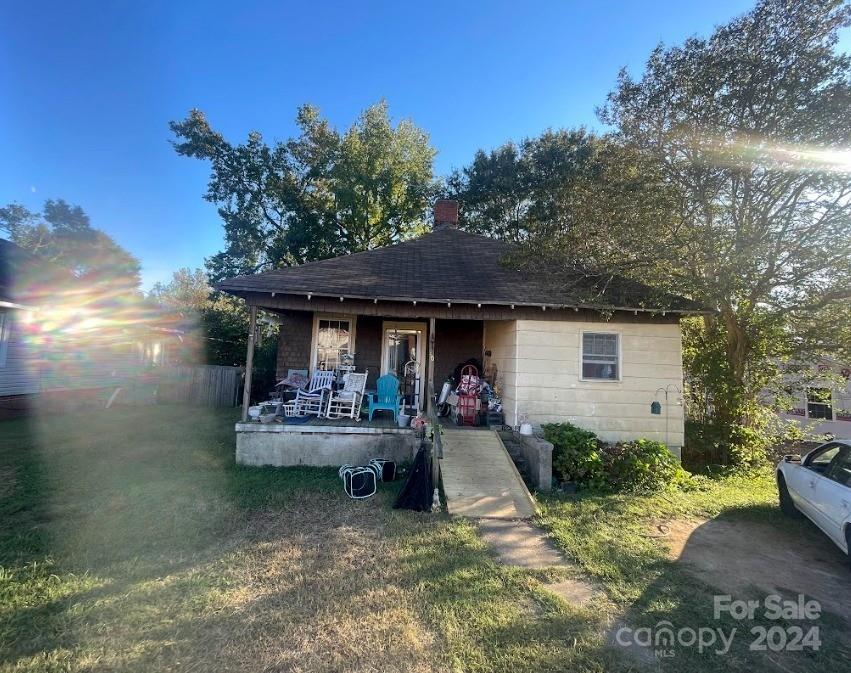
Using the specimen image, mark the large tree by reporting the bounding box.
[445,129,597,243]
[449,0,851,459]
[595,0,851,438]
[0,199,141,291]
[171,101,437,281]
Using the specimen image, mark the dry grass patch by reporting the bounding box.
[0,407,684,672]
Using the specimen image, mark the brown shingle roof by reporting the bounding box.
[218,228,705,313]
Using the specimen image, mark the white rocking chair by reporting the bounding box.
[325,371,368,420]
[294,370,336,416]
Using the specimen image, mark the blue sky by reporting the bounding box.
[3,0,841,289]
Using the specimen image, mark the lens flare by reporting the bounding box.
[703,134,851,174]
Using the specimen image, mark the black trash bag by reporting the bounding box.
[369,458,396,482]
[393,446,433,512]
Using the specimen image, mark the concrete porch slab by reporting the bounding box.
[235,421,416,467]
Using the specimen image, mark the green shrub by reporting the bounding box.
[542,422,605,488]
[602,439,687,492]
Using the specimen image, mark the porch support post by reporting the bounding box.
[426,317,441,512]
[240,304,258,422]
[427,317,436,414]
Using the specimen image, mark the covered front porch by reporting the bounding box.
[234,292,499,467]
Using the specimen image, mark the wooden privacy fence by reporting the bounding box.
[156,365,244,408]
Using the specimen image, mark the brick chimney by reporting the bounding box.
[433,199,459,230]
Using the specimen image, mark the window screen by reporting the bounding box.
[582,332,619,380]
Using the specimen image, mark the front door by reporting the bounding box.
[381,322,426,411]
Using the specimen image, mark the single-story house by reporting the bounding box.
[219,200,707,467]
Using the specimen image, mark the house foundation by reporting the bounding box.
[235,422,418,467]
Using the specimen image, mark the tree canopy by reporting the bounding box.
[170,101,437,281]
[595,0,851,435]
[445,129,597,243]
[0,199,141,292]
[449,0,851,460]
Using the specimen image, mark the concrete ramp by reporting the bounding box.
[440,429,537,519]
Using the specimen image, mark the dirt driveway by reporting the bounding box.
[664,517,851,624]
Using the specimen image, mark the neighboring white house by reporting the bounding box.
[0,238,185,415]
[778,359,851,437]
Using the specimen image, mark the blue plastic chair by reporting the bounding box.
[368,374,402,422]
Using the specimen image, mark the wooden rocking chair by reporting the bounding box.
[294,370,335,416]
[325,371,368,420]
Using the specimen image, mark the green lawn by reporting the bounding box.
[0,407,846,672]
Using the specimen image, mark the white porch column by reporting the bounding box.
[240,305,258,422]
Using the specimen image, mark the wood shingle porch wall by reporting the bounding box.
[273,310,485,390]
[274,310,312,380]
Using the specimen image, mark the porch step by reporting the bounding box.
[439,429,537,519]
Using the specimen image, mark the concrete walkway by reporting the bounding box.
[477,518,599,606]
[477,519,567,567]
[439,429,599,605]
[439,428,537,519]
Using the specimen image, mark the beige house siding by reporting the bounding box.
[483,320,518,428]
[485,319,684,447]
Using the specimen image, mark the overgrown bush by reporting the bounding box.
[542,422,605,488]
[543,422,689,492]
[684,411,814,472]
[602,439,688,492]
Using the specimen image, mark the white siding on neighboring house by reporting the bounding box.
[0,308,159,397]
[0,310,41,396]
[777,362,851,437]
[485,319,685,447]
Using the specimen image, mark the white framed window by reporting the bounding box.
[310,314,356,372]
[581,331,620,381]
[0,310,9,367]
[806,387,833,421]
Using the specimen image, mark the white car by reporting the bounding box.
[777,439,851,567]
